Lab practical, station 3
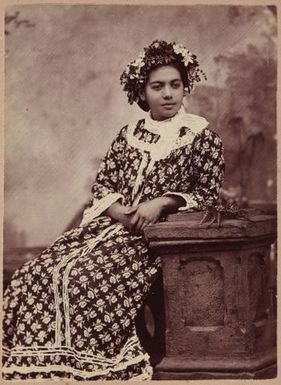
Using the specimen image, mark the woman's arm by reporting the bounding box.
[80,127,127,226]
[163,128,225,211]
[104,201,132,229]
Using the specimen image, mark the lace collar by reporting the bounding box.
[143,105,209,137]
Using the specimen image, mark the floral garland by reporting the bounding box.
[120,40,207,105]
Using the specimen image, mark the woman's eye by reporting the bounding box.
[172,82,181,88]
[152,85,161,91]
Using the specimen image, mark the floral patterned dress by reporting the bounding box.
[2,109,224,380]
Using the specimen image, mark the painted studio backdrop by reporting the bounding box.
[4,4,277,253]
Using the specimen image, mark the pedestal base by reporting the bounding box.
[153,353,277,380]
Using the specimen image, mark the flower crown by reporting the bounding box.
[120,40,206,106]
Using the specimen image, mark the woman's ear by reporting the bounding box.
[139,90,146,101]
[183,87,188,97]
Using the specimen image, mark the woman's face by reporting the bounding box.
[140,65,185,121]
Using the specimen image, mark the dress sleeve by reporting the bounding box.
[164,128,225,211]
[80,126,127,226]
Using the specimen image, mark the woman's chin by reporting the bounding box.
[161,110,178,119]
[153,108,179,121]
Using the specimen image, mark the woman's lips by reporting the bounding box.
[162,103,176,110]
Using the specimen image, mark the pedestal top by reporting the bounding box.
[144,210,276,241]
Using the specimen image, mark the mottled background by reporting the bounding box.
[4,4,277,249]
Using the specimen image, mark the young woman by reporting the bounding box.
[2,40,224,380]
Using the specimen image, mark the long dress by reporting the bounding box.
[2,108,224,380]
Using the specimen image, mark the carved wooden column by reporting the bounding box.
[144,210,277,380]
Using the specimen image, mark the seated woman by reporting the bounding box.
[2,40,224,380]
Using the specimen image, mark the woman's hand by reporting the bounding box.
[105,195,185,235]
[124,199,163,234]
[124,195,185,234]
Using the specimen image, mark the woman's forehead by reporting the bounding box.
[148,65,182,83]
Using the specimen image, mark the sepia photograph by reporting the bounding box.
[2,1,278,382]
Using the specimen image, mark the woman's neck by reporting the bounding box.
[149,106,184,122]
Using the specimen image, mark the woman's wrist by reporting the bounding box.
[104,201,125,221]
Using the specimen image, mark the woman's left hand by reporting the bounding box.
[124,198,165,234]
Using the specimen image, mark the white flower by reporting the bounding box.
[31,283,39,293]
[90,337,97,346]
[87,290,95,300]
[42,311,51,324]
[104,314,111,323]
[79,300,87,308]
[122,318,130,327]
[24,331,33,345]
[122,267,131,279]
[77,340,85,348]
[18,323,25,332]
[183,52,194,65]
[73,286,80,296]
[31,320,41,333]
[41,278,48,286]
[89,309,97,319]
[24,312,33,324]
[84,327,92,338]
[34,302,43,315]
[111,323,119,331]
[75,314,83,323]
[129,50,145,72]
[103,333,112,343]
[132,58,143,67]
[38,330,47,343]
[94,319,104,332]
[173,43,194,65]
[95,272,103,280]
[11,279,21,288]
[9,299,18,308]
[80,275,88,283]
[97,298,105,309]
[100,280,109,293]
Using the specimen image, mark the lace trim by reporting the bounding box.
[144,105,208,135]
[2,362,152,380]
[2,356,150,378]
[163,191,198,211]
[127,112,208,162]
[143,106,184,135]
[131,152,150,201]
[52,223,123,347]
[79,193,123,227]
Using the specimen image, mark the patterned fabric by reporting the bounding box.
[2,112,224,380]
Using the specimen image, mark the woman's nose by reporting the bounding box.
[162,86,172,99]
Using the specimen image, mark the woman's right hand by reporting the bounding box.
[104,201,134,231]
